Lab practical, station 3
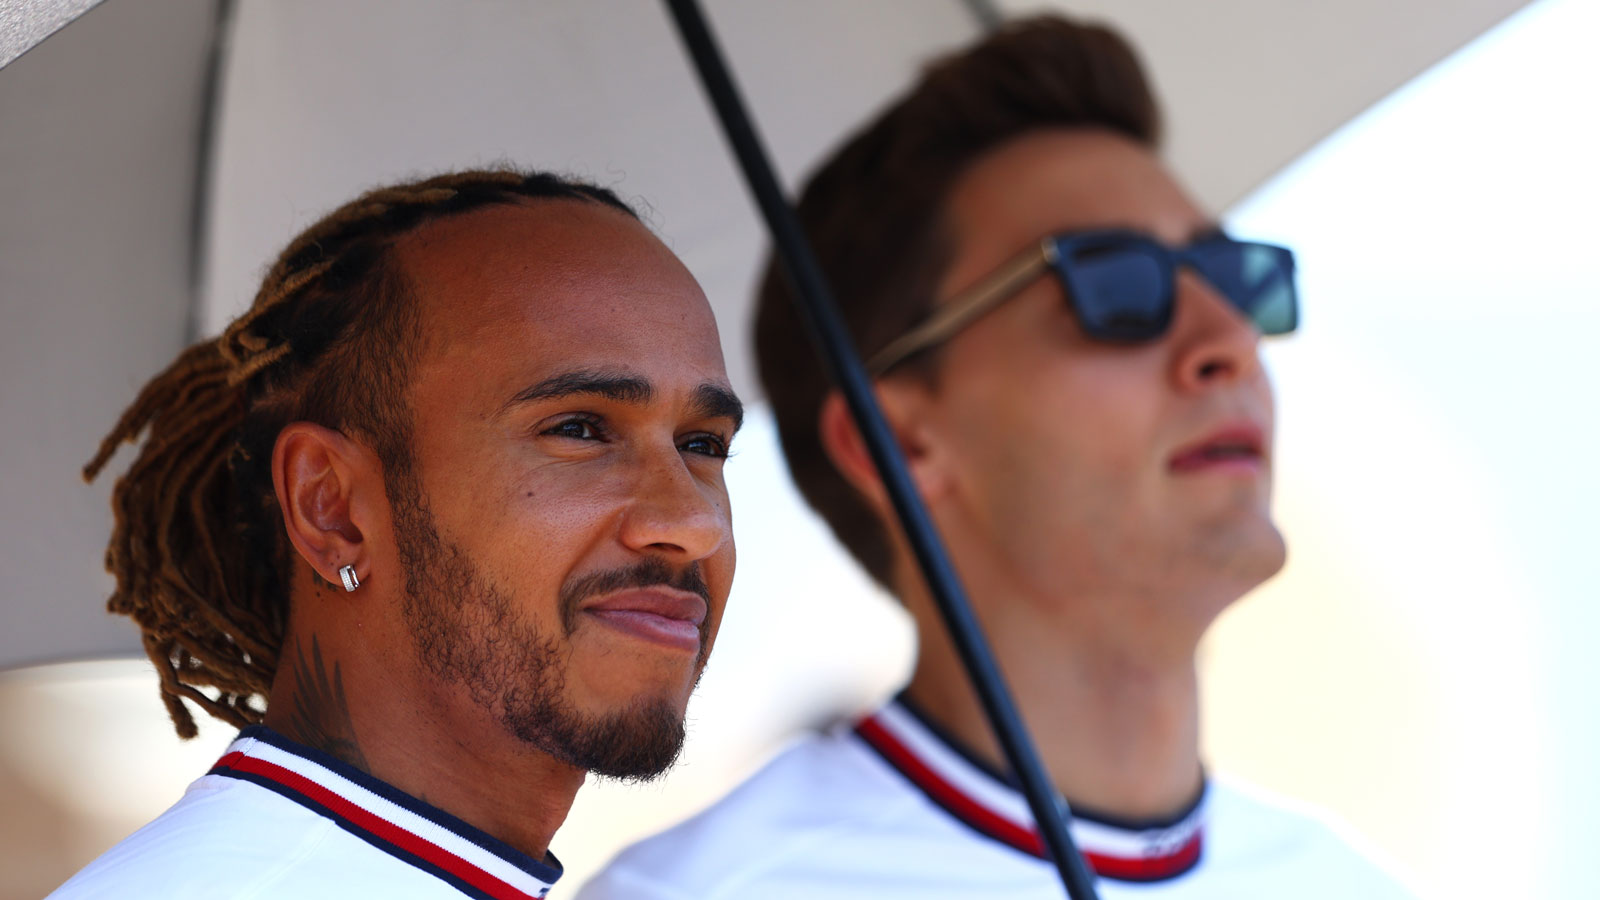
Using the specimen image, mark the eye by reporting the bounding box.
[542,415,605,441]
[679,432,730,459]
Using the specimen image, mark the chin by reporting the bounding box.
[568,696,691,782]
[1168,517,1287,626]
[503,690,690,782]
[1209,522,1289,604]
[1246,521,1289,582]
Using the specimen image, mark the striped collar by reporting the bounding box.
[210,726,561,900]
[854,698,1205,883]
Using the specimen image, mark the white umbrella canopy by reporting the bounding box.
[1,0,221,668]
[0,0,1532,671]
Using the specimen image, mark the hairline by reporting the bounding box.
[363,192,649,437]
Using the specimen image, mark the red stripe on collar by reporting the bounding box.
[855,704,1205,883]
[208,727,558,900]
[215,752,543,900]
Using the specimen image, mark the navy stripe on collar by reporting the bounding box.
[210,725,560,899]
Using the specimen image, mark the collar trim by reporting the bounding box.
[854,700,1204,883]
[210,726,559,899]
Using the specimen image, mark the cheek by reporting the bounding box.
[707,534,736,612]
[1258,374,1278,437]
[496,470,624,578]
[944,291,1170,466]
[936,351,1172,558]
[955,349,1166,472]
[422,445,624,601]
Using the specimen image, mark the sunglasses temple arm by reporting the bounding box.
[663,4,1102,900]
[868,241,1056,375]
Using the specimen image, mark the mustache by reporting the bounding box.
[558,557,711,636]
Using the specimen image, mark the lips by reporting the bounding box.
[582,588,707,652]
[1168,424,1266,474]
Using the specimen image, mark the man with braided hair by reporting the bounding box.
[52,169,743,899]
[584,15,1415,900]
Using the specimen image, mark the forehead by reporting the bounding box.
[392,200,727,391]
[941,128,1210,281]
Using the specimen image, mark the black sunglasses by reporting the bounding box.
[868,230,1299,375]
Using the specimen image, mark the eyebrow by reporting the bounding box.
[692,383,745,434]
[502,369,743,432]
[505,370,654,409]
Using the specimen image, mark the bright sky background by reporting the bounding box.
[1215,0,1596,893]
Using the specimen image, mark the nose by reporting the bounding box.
[1168,269,1264,391]
[617,445,731,562]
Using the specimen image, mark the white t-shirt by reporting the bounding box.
[580,698,1417,899]
[48,725,562,900]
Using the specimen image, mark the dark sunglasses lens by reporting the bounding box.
[1190,241,1298,335]
[1060,242,1170,340]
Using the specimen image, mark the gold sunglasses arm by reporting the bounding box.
[867,238,1058,375]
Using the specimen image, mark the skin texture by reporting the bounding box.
[821,128,1287,819]
[261,200,740,861]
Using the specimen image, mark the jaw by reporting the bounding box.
[937,513,1286,671]
[509,675,694,781]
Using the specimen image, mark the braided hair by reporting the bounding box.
[83,169,637,738]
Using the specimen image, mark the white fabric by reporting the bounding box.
[47,728,560,900]
[579,709,1418,900]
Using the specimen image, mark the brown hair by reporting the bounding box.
[752,15,1161,589]
[84,169,636,738]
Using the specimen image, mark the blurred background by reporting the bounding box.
[2,0,1595,896]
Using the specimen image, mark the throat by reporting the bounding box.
[904,646,1203,822]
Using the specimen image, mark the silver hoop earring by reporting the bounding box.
[338,565,360,593]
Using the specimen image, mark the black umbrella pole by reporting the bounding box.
[662,3,1100,899]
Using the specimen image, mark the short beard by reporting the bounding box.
[387,469,698,780]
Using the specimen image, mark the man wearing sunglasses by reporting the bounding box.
[582,14,1412,899]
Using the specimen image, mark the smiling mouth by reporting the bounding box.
[583,589,706,653]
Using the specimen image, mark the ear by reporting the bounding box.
[817,381,953,513]
[271,422,373,590]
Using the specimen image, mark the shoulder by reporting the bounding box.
[578,727,946,900]
[1197,778,1421,899]
[47,774,349,900]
